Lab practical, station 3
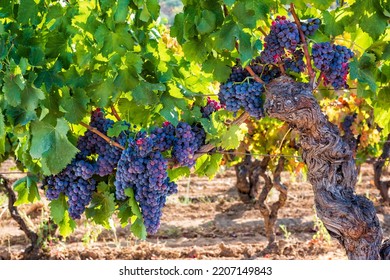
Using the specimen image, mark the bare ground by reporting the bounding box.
[0,160,389,260]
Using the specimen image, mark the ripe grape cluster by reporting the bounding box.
[312,42,354,89]
[44,110,126,219]
[301,18,321,36]
[172,122,200,167]
[218,81,264,119]
[115,138,177,234]
[115,121,206,233]
[260,16,300,64]
[201,97,222,118]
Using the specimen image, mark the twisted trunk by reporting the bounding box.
[235,153,261,203]
[264,76,388,259]
[0,175,40,258]
[235,154,287,248]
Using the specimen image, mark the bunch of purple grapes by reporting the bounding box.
[201,97,222,118]
[172,122,199,167]
[43,109,128,219]
[218,80,264,119]
[77,110,126,177]
[114,138,177,234]
[260,16,300,64]
[301,18,321,36]
[43,160,97,219]
[312,42,354,89]
[149,122,176,152]
[284,49,306,73]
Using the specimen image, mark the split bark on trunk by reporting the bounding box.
[264,75,389,260]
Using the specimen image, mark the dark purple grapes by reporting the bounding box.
[172,122,198,167]
[260,16,300,64]
[312,42,354,89]
[218,81,264,119]
[43,160,97,219]
[150,122,176,152]
[301,18,321,36]
[114,139,177,234]
[201,97,222,118]
[284,49,306,73]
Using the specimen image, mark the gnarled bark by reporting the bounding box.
[264,76,388,260]
[235,154,261,203]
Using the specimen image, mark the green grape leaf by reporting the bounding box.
[131,218,147,240]
[182,39,208,63]
[374,87,390,135]
[215,19,239,51]
[21,83,45,112]
[139,0,160,22]
[12,175,40,206]
[195,154,210,174]
[124,188,146,239]
[99,0,115,12]
[90,78,114,108]
[322,11,344,37]
[194,154,223,178]
[349,58,377,92]
[351,0,388,40]
[203,57,232,82]
[231,1,256,29]
[30,118,78,175]
[132,82,161,106]
[17,0,40,25]
[45,32,68,58]
[60,89,90,124]
[95,25,134,57]
[220,124,247,150]
[49,193,67,224]
[114,0,130,23]
[171,13,185,44]
[238,30,253,64]
[124,188,142,218]
[167,166,190,181]
[58,211,76,238]
[196,10,216,34]
[160,94,182,126]
[223,0,236,6]
[118,202,134,228]
[126,52,143,74]
[3,74,25,107]
[118,98,151,127]
[114,68,139,92]
[107,121,129,137]
[35,69,64,91]
[85,183,116,228]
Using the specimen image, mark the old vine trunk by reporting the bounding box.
[264,76,388,260]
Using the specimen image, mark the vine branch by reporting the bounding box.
[289,3,316,88]
[111,106,121,121]
[0,175,39,256]
[80,121,125,150]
